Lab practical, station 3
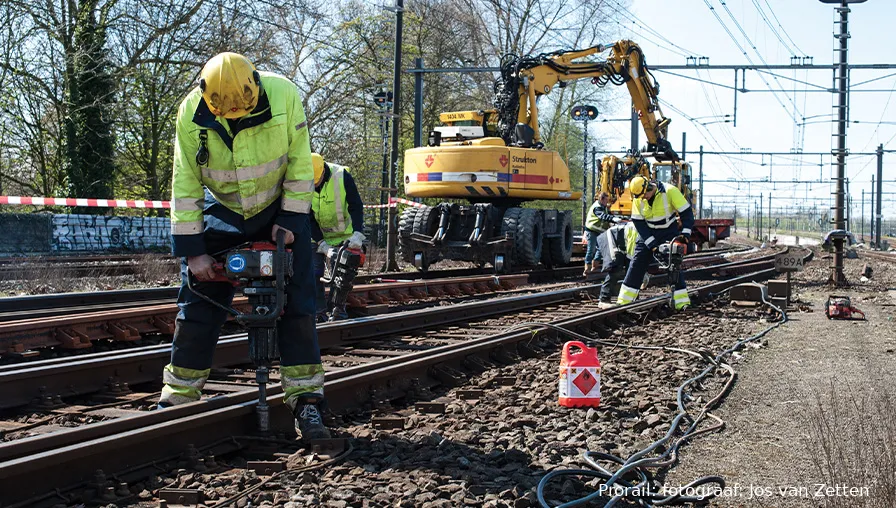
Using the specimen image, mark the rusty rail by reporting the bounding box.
[0,249,813,505]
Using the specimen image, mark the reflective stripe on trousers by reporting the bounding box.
[281,364,325,412]
[673,288,691,310]
[159,363,210,406]
[617,283,640,305]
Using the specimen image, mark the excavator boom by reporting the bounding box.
[494,40,678,162]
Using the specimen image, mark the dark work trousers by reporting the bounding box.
[599,254,628,302]
[170,200,321,371]
[313,250,327,316]
[621,226,687,292]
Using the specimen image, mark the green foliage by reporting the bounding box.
[69,0,117,205]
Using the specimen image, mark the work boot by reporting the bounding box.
[327,305,349,322]
[583,263,592,277]
[597,301,617,310]
[315,312,328,324]
[640,274,651,290]
[294,400,331,440]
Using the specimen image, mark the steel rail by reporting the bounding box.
[0,248,811,505]
[0,283,589,409]
[0,247,737,316]
[0,253,751,409]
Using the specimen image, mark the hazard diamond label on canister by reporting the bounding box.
[558,366,601,401]
[573,369,597,394]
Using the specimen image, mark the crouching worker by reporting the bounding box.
[162,53,329,440]
[595,221,639,308]
[310,153,365,321]
[616,176,694,310]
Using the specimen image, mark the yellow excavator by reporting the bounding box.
[400,40,678,271]
[598,153,695,216]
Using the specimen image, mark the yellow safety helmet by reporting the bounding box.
[311,153,325,185]
[199,52,260,119]
[629,176,652,199]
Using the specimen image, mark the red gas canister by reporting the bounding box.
[558,341,601,407]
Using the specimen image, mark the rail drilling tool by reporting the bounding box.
[187,229,291,433]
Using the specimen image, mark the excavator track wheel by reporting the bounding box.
[494,254,509,274]
[414,252,428,271]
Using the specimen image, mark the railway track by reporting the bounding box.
[0,251,731,319]
[0,248,809,505]
[0,251,736,358]
[861,249,896,264]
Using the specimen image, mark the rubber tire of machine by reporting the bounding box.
[398,206,419,263]
[544,211,573,266]
[502,208,543,267]
[412,205,442,266]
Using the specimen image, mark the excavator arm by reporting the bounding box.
[494,40,678,162]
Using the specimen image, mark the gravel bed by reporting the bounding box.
[134,299,770,508]
[793,249,896,290]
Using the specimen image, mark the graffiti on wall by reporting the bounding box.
[50,215,171,252]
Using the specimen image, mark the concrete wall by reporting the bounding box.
[0,213,171,253]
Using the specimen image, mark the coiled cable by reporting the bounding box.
[508,291,787,507]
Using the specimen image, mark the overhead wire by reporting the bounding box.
[701,0,800,129]
[763,0,806,56]
[716,1,802,120]
[750,0,796,56]
[605,0,703,58]
[658,98,745,179]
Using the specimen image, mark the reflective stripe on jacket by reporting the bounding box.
[604,222,639,260]
[312,163,354,244]
[630,182,690,230]
[170,71,314,238]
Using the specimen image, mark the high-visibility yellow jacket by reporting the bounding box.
[630,182,694,248]
[585,201,614,234]
[312,163,354,244]
[170,71,313,256]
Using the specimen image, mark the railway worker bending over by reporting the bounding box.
[162,52,329,441]
[616,176,694,310]
[595,221,639,308]
[310,153,365,321]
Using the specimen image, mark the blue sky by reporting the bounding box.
[589,0,896,225]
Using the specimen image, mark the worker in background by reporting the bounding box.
[617,176,694,310]
[583,192,617,277]
[595,221,639,308]
[311,153,365,321]
[164,52,329,441]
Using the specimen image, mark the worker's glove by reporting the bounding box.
[316,241,331,255]
[347,231,365,250]
[610,216,622,224]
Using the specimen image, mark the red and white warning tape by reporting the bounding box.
[0,195,428,210]
[364,197,427,209]
[0,196,170,209]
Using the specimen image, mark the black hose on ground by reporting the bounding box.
[511,293,787,507]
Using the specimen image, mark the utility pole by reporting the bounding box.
[413,58,424,148]
[698,145,704,218]
[760,192,764,241]
[876,143,884,249]
[821,0,866,285]
[681,132,687,161]
[591,146,597,202]
[382,0,403,272]
[861,188,865,242]
[768,193,772,241]
[571,105,597,228]
[373,89,393,247]
[871,175,875,246]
